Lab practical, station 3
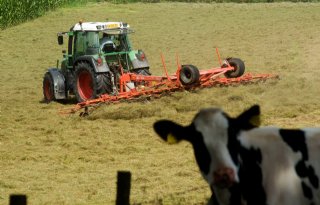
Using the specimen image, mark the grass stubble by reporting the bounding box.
[1,2,320,204]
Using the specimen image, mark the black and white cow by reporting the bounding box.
[153,105,320,205]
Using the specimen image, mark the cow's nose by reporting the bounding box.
[213,167,235,188]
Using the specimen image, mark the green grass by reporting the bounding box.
[1,2,320,204]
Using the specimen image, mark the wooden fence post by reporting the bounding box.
[116,171,131,205]
[9,194,27,205]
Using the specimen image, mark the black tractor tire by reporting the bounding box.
[179,64,200,86]
[223,58,245,78]
[43,72,56,103]
[74,62,112,102]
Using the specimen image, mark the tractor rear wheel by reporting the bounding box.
[74,62,112,102]
[43,72,55,103]
[179,64,200,86]
[223,58,245,78]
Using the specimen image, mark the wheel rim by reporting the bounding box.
[180,69,191,84]
[230,62,238,72]
[185,70,191,79]
[44,78,53,100]
[77,70,93,100]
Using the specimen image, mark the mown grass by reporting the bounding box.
[1,2,320,204]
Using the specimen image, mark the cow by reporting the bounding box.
[153,105,320,205]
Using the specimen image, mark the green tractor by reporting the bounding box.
[43,21,150,103]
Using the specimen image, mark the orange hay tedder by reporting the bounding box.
[42,21,277,115]
[68,48,277,115]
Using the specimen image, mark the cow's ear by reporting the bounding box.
[236,105,261,129]
[153,120,187,144]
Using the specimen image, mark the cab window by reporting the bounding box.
[74,32,100,56]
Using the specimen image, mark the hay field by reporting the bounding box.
[1,2,320,204]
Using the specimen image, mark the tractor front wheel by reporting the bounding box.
[43,72,55,103]
[223,58,245,78]
[74,62,112,102]
[179,64,200,86]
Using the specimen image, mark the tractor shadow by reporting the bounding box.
[39,98,78,105]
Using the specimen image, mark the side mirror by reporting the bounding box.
[58,35,63,45]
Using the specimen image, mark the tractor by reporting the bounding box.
[43,21,151,103]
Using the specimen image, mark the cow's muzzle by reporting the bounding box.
[213,167,235,188]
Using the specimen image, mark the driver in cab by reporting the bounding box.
[100,34,117,53]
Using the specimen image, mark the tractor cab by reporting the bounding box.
[57,22,147,73]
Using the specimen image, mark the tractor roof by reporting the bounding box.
[72,22,130,32]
